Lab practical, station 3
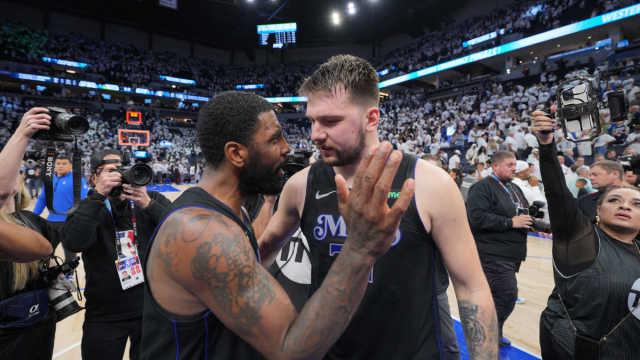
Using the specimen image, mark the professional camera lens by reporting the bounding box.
[123,163,154,187]
[562,89,573,101]
[54,112,89,136]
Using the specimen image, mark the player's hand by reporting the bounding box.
[335,142,415,261]
[95,164,122,196]
[16,108,51,139]
[531,110,556,145]
[122,184,151,208]
[512,215,533,229]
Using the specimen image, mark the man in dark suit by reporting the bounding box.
[466,150,531,347]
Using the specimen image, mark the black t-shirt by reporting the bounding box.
[539,142,640,359]
[62,191,170,321]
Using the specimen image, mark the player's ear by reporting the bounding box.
[224,141,249,169]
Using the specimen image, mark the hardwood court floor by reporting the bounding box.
[45,184,553,359]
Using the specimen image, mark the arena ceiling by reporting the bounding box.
[11,0,474,49]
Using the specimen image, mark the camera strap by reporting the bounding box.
[42,140,83,215]
[491,174,521,208]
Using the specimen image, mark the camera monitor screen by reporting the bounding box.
[118,129,150,146]
[134,150,149,159]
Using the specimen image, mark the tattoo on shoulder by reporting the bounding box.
[190,226,276,335]
[155,210,226,268]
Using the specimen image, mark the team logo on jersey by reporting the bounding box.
[275,229,311,285]
[313,214,402,247]
[629,278,640,320]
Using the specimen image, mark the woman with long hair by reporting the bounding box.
[0,107,63,360]
[532,110,640,359]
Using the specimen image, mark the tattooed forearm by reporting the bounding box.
[459,300,498,360]
[281,249,372,359]
[190,231,276,336]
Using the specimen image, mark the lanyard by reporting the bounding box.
[105,199,137,258]
[490,174,521,208]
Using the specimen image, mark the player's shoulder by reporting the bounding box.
[160,206,245,244]
[414,158,452,187]
[285,166,311,190]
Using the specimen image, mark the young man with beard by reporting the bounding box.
[259,55,498,360]
[141,91,415,360]
[63,149,171,360]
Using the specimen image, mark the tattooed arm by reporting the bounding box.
[152,143,415,360]
[415,160,498,359]
[258,167,309,266]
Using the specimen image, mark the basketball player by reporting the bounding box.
[259,55,498,359]
[141,91,415,359]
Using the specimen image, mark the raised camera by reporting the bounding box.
[109,163,154,197]
[32,107,89,142]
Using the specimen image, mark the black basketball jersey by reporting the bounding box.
[299,154,442,360]
[141,187,264,360]
[541,227,640,359]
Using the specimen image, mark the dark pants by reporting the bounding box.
[437,291,461,360]
[480,259,520,339]
[25,178,40,199]
[81,318,142,360]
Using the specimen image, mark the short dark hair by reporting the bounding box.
[55,155,71,163]
[491,151,516,165]
[592,160,624,180]
[197,91,274,168]
[299,54,379,106]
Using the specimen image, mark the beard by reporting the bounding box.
[320,126,366,167]
[238,149,285,196]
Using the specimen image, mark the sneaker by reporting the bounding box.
[500,337,511,347]
[516,297,526,304]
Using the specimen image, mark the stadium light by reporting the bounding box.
[332,11,341,25]
[347,2,357,15]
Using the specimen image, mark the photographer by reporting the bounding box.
[466,150,531,347]
[63,149,171,360]
[532,110,640,360]
[0,107,64,359]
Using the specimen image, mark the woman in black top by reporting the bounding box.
[532,111,640,360]
[0,107,62,360]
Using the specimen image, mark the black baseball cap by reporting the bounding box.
[90,149,123,173]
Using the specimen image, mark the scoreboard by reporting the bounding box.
[257,23,297,48]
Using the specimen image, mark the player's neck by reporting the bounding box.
[198,167,245,218]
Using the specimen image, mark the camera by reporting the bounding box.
[32,107,89,142]
[620,154,640,175]
[282,149,313,179]
[607,91,628,123]
[556,78,600,142]
[39,257,83,322]
[109,163,154,197]
[528,201,546,219]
